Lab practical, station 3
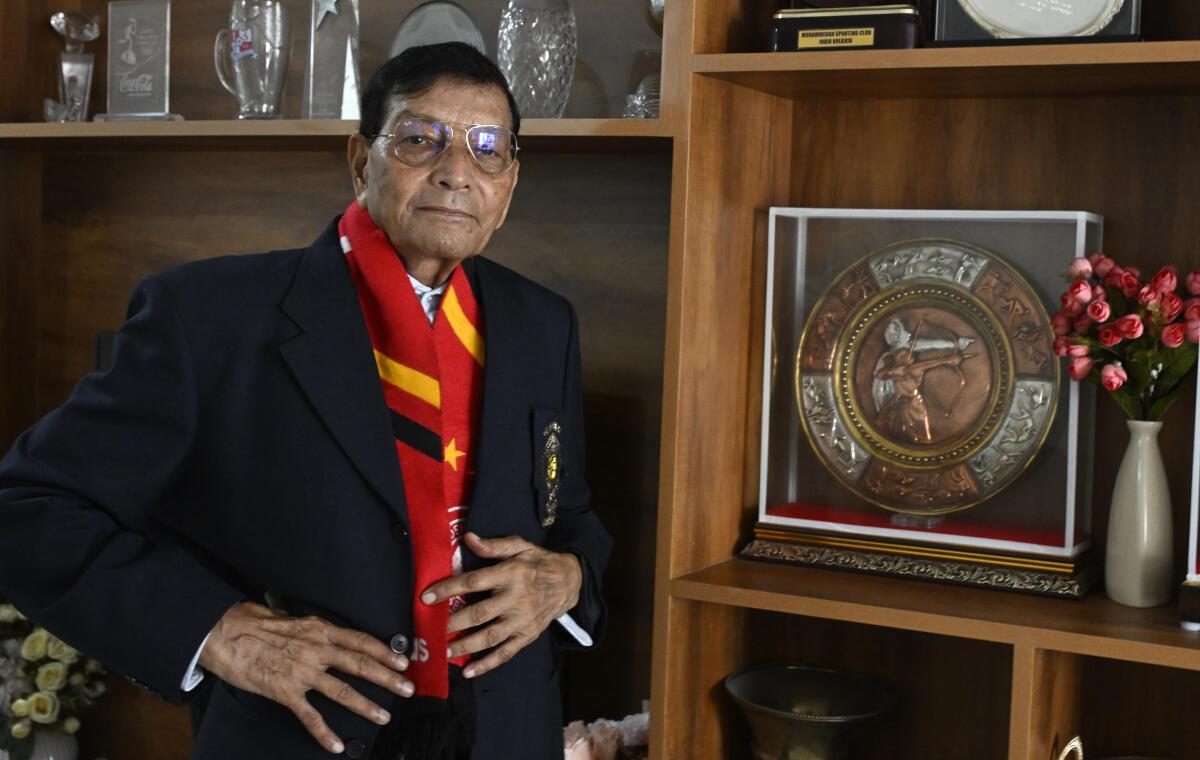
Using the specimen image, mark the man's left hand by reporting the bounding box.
[421,532,581,679]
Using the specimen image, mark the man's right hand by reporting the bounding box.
[198,601,413,754]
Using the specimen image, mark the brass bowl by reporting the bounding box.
[724,663,895,760]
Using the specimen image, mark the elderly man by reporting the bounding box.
[0,42,610,760]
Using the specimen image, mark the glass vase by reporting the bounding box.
[497,0,576,119]
[0,729,78,760]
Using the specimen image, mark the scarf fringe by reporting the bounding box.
[375,666,475,760]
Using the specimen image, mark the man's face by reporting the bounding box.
[348,78,519,278]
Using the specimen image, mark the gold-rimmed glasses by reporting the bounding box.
[370,117,520,175]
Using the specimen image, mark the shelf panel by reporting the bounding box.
[693,40,1200,99]
[0,117,672,145]
[671,559,1200,671]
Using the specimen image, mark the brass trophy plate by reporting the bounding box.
[796,239,1059,516]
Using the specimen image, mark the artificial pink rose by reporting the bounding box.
[1067,343,1090,358]
[1160,292,1184,322]
[1101,363,1128,391]
[1087,252,1102,265]
[1153,266,1178,294]
[1067,258,1093,279]
[1099,325,1123,347]
[1087,300,1111,322]
[1073,314,1092,334]
[1092,284,1106,302]
[1069,356,1095,381]
[1138,284,1160,306]
[1094,255,1116,277]
[1188,319,1200,344]
[1103,267,1125,289]
[1053,336,1072,357]
[1059,293,1081,314]
[1126,266,1142,280]
[1187,270,1200,296]
[1052,312,1073,336]
[1116,313,1144,340]
[1162,322,1187,348]
[1118,270,1140,299]
[1186,298,1200,322]
[1068,279,1093,305]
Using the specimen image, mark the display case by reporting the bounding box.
[745,209,1102,598]
[1181,373,1200,629]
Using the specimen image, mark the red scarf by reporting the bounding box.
[339,201,485,701]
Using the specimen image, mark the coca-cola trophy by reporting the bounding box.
[96,0,181,121]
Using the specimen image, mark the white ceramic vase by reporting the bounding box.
[0,729,78,760]
[1105,420,1174,608]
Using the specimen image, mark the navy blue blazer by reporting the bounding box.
[0,217,611,759]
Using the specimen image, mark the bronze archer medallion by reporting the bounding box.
[796,239,1059,515]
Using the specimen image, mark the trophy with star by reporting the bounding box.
[303,0,360,119]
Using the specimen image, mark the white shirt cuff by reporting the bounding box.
[555,613,592,647]
[181,631,211,692]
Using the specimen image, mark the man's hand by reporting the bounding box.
[422,532,581,679]
[198,601,413,754]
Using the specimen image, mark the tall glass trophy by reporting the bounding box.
[45,11,100,123]
[302,0,360,119]
[96,0,181,121]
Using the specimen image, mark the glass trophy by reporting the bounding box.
[45,11,100,123]
[303,0,360,120]
[97,0,181,121]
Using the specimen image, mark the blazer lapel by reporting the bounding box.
[278,218,409,527]
[468,257,525,525]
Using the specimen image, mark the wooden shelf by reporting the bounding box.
[671,560,1200,670]
[0,117,673,145]
[693,40,1200,98]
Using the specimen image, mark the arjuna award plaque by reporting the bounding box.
[747,209,1102,599]
[796,239,1058,516]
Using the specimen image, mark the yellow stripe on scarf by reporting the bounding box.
[374,349,441,409]
[442,286,486,367]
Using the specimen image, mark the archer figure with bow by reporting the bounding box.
[872,317,977,444]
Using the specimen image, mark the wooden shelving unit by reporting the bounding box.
[693,40,1200,98]
[0,117,673,143]
[674,560,1200,671]
[650,2,1200,759]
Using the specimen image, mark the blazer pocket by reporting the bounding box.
[531,407,563,528]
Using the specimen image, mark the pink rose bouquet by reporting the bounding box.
[1054,255,1199,420]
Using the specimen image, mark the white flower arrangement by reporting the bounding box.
[0,598,106,756]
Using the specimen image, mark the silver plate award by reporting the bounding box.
[958,0,1125,38]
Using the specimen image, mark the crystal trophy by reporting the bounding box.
[302,0,360,119]
[97,0,180,121]
[45,11,100,123]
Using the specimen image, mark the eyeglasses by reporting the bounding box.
[370,118,520,175]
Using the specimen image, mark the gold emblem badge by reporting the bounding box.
[542,421,561,527]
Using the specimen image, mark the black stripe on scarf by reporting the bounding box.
[389,410,442,462]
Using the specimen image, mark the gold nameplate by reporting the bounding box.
[798,27,876,49]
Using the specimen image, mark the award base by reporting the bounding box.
[742,525,1097,600]
[94,113,184,121]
